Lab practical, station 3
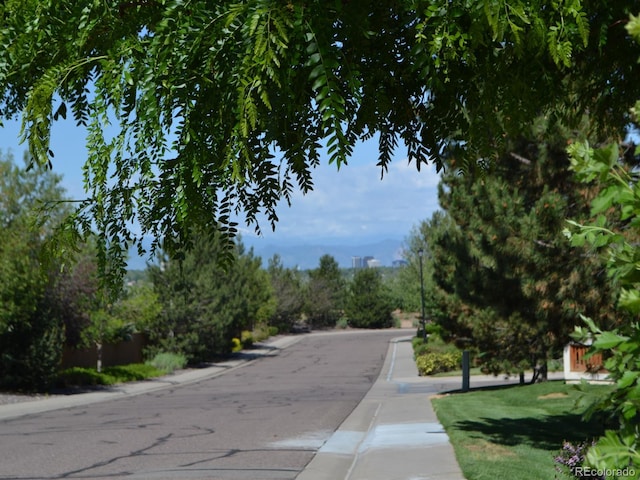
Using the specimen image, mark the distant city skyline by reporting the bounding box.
[234,237,405,271]
[351,256,381,269]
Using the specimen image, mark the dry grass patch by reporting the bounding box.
[429,393,450,400]
[537,392,569,400]
[467,439,517,460]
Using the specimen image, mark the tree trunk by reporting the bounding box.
[540,362,548,381]
[532,362,548,383]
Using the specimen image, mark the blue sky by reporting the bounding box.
[1,116,441,249]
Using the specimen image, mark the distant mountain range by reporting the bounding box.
[127,237,407,271]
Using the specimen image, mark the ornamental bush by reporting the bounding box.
[416,352,461,376]
[413,333,462,359]
[231,338,242,352]
[240,330,254,348]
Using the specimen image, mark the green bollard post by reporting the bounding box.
[462,350,470,392]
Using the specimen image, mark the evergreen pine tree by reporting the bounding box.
[306,254,345,328]
[346,268,394,329]
[148,234,274,362]
[430,123,623,379]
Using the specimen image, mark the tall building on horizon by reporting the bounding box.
[366,258,381,268]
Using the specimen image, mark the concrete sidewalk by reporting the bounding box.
[297,334,565,480]
[297,335,466,480]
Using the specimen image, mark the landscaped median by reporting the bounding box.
[431,381,614,480]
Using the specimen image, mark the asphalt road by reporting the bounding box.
[0,330,401,480]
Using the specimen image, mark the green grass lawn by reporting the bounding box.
[432,381,613,480]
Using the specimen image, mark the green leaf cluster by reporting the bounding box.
[2,1,639,289]
[563,15,640,470]
[568,139,640,471]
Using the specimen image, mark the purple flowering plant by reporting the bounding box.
[555,440,603,479]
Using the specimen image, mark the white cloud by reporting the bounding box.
[246,153,441,246]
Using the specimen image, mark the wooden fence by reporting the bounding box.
[61,333,147,369]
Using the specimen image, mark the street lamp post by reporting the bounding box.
[418,248,426,340]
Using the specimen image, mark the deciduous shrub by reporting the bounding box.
[240,330,254,348]
[414,342,431,358]
[425,323,444,337]
[416,352,461,376]
[412,333,462,359]
[412,336,425,351]
[231,338,243,352]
